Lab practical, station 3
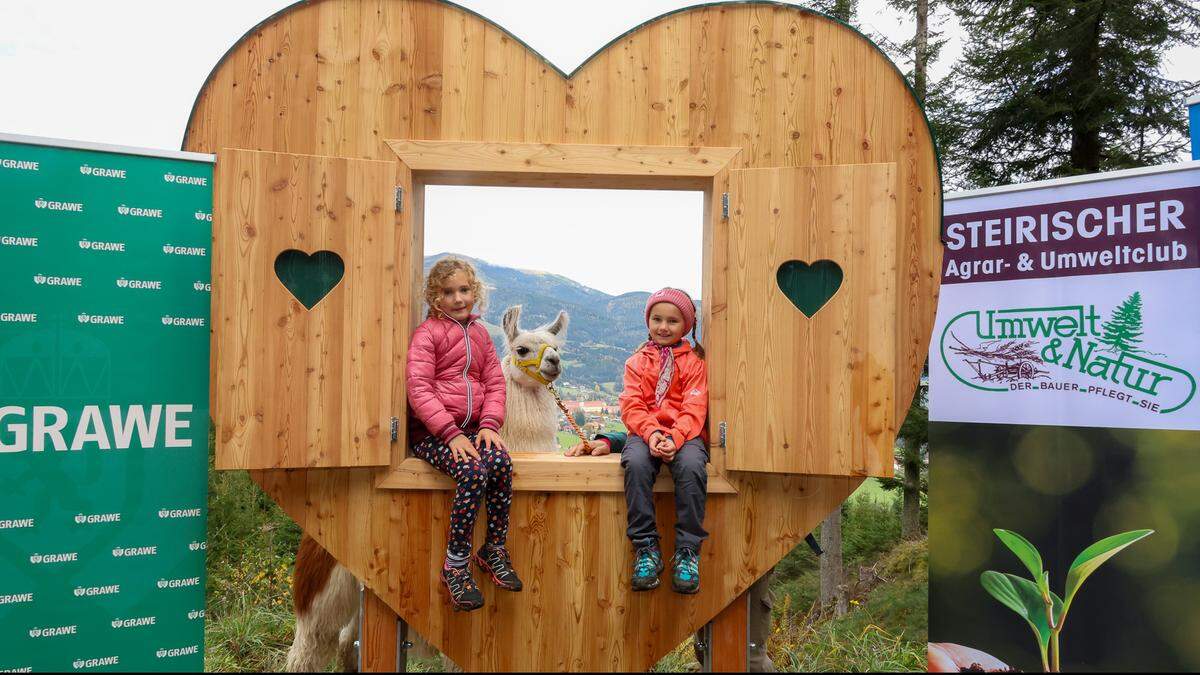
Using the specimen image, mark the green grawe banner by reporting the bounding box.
[0,137,211,672]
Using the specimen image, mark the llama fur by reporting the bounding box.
[286,536,360,672]
[498,305,569,453]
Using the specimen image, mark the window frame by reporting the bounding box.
[378,139,740,494]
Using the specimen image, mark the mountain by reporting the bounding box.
[422,253,699,390]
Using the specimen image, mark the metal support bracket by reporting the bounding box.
[718,421,727,448]
[397,616,411,673]
[394,186,404,213]
[721,192,729,220]
[390,416,399,442]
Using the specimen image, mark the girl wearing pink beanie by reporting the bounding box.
[617,287,709,594]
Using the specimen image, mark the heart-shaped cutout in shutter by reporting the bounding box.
[274,249,345,310]
[776,259,843,318]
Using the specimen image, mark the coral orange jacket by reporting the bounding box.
[618,340,708,448]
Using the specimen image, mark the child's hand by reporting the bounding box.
[647,431,667,457]
[565,439,611,457]
[449,434,481,464]
[475,428,508,452]
[657,436,678,462]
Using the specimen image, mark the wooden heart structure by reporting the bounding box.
[189,1,942,670]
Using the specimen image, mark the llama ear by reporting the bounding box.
[502,305,522,343]
[544,310,569,337]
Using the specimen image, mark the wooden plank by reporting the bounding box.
[361,588,399,672]
[378,453,738,494]
[386,139,741,177]
[709,592,749,672]
[212,149,399,469]
[725,163,897,476]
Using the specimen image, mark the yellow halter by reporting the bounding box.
[508,343,552,385]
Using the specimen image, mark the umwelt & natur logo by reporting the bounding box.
[193,281,212,292]
[939,291,1197,415]
[194,210,212,222]
[33,197,83,212]
[78,164,126,179]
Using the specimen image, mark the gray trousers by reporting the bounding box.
[620,435,709,552]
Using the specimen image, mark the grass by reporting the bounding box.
[204,435,301,672]
[768,538,928,672]
[851,477,891,503]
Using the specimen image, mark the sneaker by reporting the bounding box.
[631,544,664,591]
[440,564,484,611]
[473,546,523,592]
[671,548,700,594]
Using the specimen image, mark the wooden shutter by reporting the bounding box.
[212,149,403,469]
[724,164,898,477]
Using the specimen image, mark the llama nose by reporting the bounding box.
[545,353,560,367]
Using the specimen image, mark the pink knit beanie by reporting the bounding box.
[644,287,696,335]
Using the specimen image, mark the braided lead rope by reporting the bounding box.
[547,384,589,443]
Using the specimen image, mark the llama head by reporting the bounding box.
[502,305,569,388]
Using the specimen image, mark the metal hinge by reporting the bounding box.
[721,192,729,220]
[394,186,404,213]
[390,417,399,442]
[718,421,727,448]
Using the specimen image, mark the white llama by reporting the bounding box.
[498,305,569,453]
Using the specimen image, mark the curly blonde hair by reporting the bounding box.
[424,256,487,319]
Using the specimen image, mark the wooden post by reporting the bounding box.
[707,590,749,672]
[360,588,399,672]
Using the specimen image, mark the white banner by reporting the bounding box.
[930,162,1200,430]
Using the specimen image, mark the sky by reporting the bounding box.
[1,0,1196,296]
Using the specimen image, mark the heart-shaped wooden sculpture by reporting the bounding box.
[273,249,345,310]
[190,2,942,671]
[776,259,843,317]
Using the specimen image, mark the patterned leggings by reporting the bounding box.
[411,433,514,559]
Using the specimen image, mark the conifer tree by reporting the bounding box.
[1100,292,1145,353]
[946,1,1200,187]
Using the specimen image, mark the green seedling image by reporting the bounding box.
[980,528,1153,672]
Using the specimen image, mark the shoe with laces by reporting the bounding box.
[473,546,523,591]
[671,548,700,594]
[631,544,664,591]
[441,564,484,611]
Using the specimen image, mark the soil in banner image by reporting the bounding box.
[929,422,1200,672]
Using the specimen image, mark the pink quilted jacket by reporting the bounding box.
[406,314,506,445]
